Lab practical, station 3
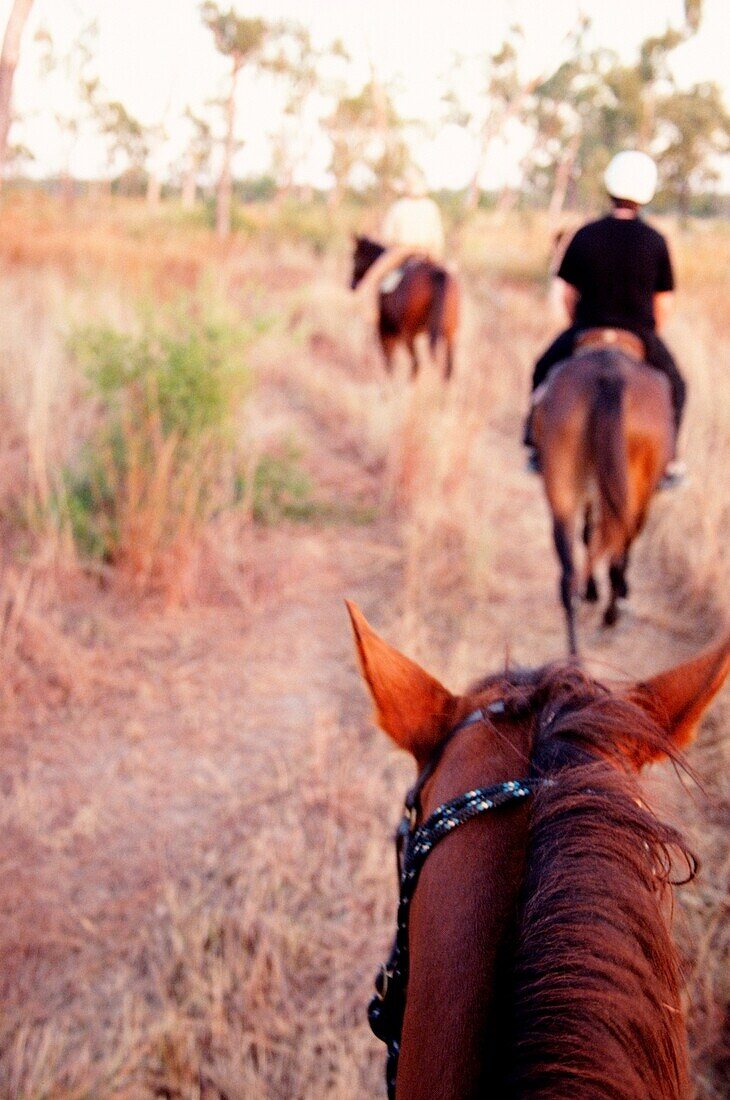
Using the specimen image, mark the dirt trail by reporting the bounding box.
[1,267,725,1098]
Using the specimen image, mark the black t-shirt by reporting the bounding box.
[557,215,675,333]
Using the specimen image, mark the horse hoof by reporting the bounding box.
[584,577,599,603]
[603,605,619,627]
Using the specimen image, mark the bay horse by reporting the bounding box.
[532,341,675,654]
[347,601,730,1100]
[351,236,459,380]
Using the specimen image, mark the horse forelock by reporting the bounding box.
[498,664,692,1097]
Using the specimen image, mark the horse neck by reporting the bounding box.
[397,743,688,1100]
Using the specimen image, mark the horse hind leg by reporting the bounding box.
[406,337,419,379]
[582,503,599,602]
[604,546,630,627]
[379,333,398,375]
[443,337,454,382]
[553,516,579,656]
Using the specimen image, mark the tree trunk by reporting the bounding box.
[216,59,240,240]
[182,153,197,209]
[464,168,482,213]
[463,75,544,215]
[547,132,580,226]
[146,170,161,209]
[0,0,34,189]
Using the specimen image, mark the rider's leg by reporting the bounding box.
[532,328,580,391]
[642,333,686,436]
[643,332,687,484]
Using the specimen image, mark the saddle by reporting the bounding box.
[575,327,646,361]
[379,255,422,296]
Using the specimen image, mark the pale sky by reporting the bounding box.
[5,0,730,187]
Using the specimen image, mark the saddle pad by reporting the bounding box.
[379,266,406,295]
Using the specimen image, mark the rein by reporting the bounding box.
[368,705,541,1099]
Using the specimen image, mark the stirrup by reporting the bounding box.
[525,448,541,475]
[658,459,687,490]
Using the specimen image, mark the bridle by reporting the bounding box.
[368,702,542,1100]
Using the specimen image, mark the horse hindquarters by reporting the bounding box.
[427,270,458,380]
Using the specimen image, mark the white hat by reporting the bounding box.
[604,151,658,205]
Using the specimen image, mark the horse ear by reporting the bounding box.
[346,600,456,761]
[628,633,730,761]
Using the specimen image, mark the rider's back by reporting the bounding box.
[559,216,673,333]
[381,196,445,259]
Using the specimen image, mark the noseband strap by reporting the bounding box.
[369,706,539,1100]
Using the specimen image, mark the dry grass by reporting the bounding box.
[0,199,727,1098]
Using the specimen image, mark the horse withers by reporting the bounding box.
[347,601,729,1100]
[351,236,459,380]
[532,341,675,654]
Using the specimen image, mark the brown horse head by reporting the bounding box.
[348,601,729,1099]
[534,348,674,654]
[351,235,385,289]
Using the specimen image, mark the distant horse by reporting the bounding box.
[351,236,459,380]
[347,600,730,1100]
[532,337,675,654]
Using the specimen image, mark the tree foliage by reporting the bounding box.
[200,3,267,71]
[324,76,411,203]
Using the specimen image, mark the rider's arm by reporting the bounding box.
[653,291,674,332]
[555,229,584,325]
[559,278,580,324]
[653,235,675,333]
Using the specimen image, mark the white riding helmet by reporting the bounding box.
[604,151,658,205]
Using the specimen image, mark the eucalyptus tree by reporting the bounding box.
[200,2,271,237]
[525,1,717,217]
[100,100,149,192]
[266,22,320,198]
[657,82,729,213]
[324,73,411,207]
[443,27,549,213]
[0,0,35,188]
[35,20,100,194]
[181,108,214,208]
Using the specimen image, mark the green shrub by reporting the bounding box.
[62,303,255,589]
[244,444,376,527]
[249,445,315,524]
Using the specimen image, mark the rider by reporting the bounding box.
[356,167,445,310]
[381,167,445,261]
[525,151,686,483]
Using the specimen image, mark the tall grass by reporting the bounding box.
[0,200,727,1098]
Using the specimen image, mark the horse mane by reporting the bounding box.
[485,665,694,1098]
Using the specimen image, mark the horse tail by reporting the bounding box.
[588,373,629,534]
[427,268,448,354]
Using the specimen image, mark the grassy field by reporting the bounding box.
[0,194,727,1098]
